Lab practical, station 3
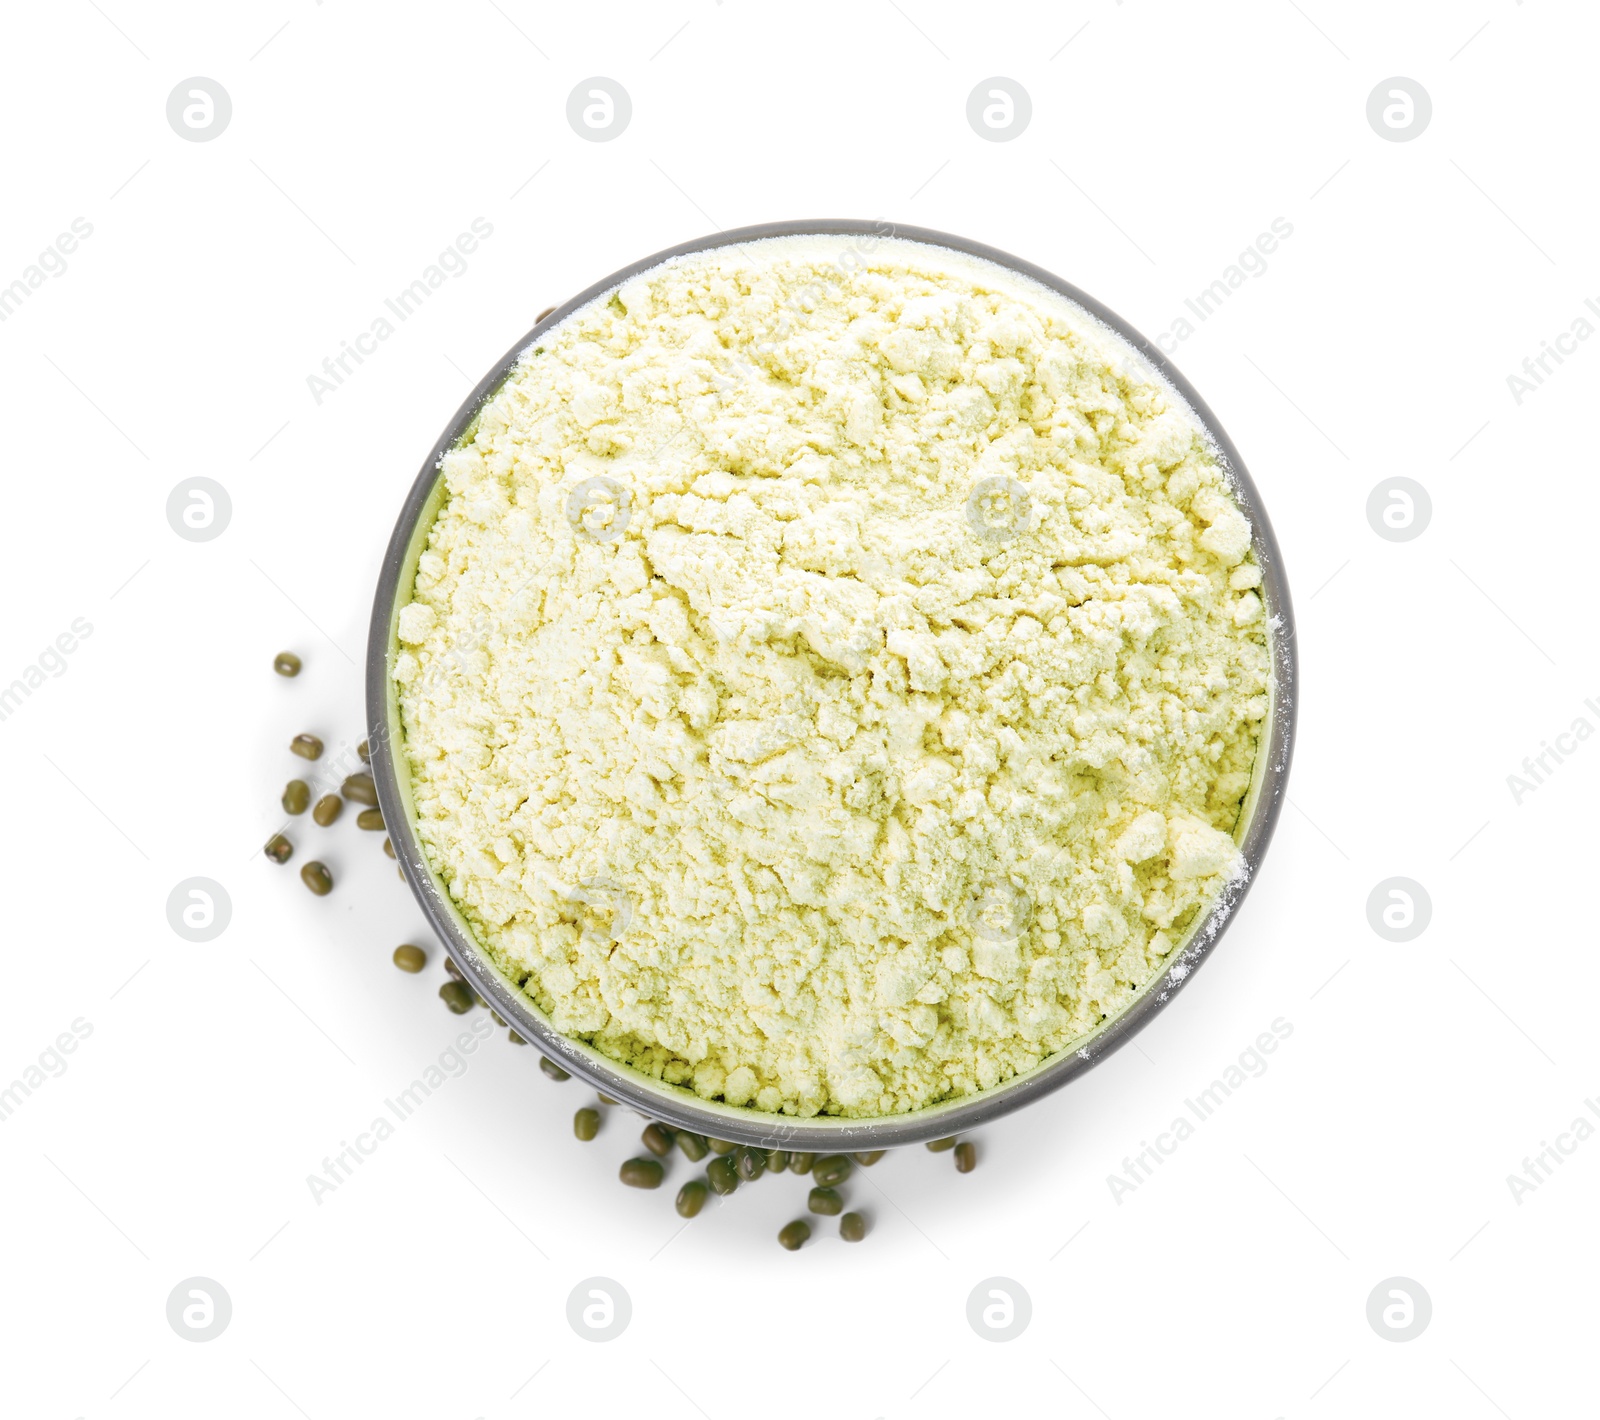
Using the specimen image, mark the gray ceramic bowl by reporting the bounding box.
[366,219,1297,1151]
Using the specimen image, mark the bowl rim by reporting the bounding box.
[366,217,1298,1150]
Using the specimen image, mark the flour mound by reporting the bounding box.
[396,237,1270,1118]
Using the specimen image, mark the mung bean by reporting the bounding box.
[812,1154,852,1187]
[619,1157,663,1189]
[807,1186,843,1216]
[706,1156,739,1195]
[300,861,333,895]
[676,1179,708,1218]
[341,773,378,806]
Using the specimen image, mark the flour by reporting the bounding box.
[395,235,1271,1118]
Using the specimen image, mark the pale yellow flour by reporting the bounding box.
[395,236,1270,1118]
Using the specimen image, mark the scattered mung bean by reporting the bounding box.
[812,1154,852,1187]
[273,651,302,677]
[954,1141,977,1173]
[734,1146,766,1181]
[708,1139,736,1155]
[676,1132,709,1162]
[392,944,426,973]
[926,1136,957,1153]
[356,808,384,831]
[264,834,292,864]
[282,780,310,815]
[676,1179,708,1218]
[777,1220,810,1251]
[789,1152,815,1175]
[290,733,323,760]
[312,794,342,826]
[358,739,370,763]
[574,1108,600,1141]
[438,981,473,1014]
[767,1149,790,1173]
[807,1186,843,1216]
[706,1156,739,1195]
[507,1030,525,1044]
[839,1212,867,1242]
[341,773,378,806]
[619,1157,664,1189]
[540,1056,570,1082]
[383,838,395,859]
[642,1123,675,1157]
[852,1151,885,1166]
[300,861,333,895]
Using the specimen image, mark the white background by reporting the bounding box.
[2,1,1593,1416]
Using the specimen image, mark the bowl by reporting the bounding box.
[366,219,1297,1151]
